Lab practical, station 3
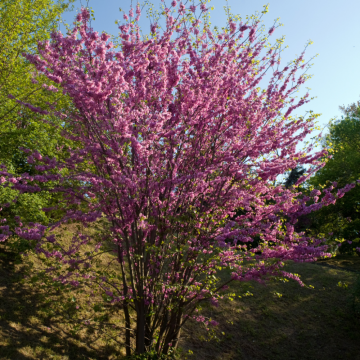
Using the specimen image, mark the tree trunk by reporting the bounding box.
[144,319,154,351]
[117,244,131,357]
[123,303,132,357]
[135,299,146,354]
[160,309,183,355]
[155,309,169,354]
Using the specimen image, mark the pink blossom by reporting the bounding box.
[150,23,157,33]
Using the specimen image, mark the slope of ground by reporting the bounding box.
[0,235,359,360]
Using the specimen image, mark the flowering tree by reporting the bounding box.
[0,2,354,356]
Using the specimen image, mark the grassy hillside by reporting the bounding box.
[0,233,359,360]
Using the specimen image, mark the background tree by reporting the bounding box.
[0,0,76,235]
[307,99,360,255]
[284,165,306,189]
[0,3,354,357]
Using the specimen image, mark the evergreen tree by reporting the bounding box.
[284,165,306,188]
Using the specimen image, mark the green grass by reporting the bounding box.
[1,234,360,359]
[179,258,360,360]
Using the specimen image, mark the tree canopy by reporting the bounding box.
[308,100,360,254]
[284,165,306,189]
[0,0,76,231]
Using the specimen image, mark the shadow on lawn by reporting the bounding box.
[180,261,360,360]
[317,254,360,273]
[2,244,360,360]
[0,247,119,360]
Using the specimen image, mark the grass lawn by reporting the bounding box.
[179,257,360,360]
[0,237,359,360]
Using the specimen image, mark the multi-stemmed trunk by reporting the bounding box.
[155,306,183,355]
[129,299,184,356]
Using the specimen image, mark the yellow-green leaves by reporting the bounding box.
[0,0,76,227]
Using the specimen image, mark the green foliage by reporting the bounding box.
[0,0,76,230]
[0,0,75,123]
[125,351,174,360]
[284,165,306,189]
[307,100,360,254]
[351,275,360,317]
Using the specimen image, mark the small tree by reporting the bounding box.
[0,3,354,356]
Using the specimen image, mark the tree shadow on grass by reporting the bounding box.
[0,246,123,360]
[180,262,360,360]
[316,254,360,273]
